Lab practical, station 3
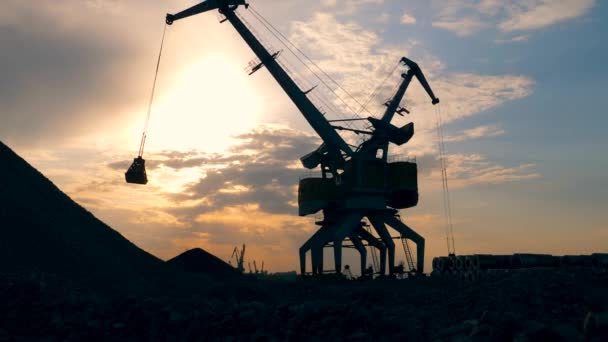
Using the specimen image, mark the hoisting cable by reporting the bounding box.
[247,6,374,119]
[276,55,346,124]
[244,7,406,139]
[238,10,359,131]
[280,56,360,131]
[236,11,351,127]
[441,107,456,256]
[437,105,454,255]
[137,24,167,158]
[355,61,401,117]
[435,104,456,256]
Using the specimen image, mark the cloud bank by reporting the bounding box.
[431,0,595,37]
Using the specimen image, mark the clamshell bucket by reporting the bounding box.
[125,157,148,185]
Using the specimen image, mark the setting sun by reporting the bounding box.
[146,54,260,153]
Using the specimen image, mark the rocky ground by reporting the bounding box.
[1,268,607,341]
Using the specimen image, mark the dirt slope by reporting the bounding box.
[167,248,239,278]
[0,141,202,293]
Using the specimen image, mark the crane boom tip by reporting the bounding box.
[166,14,175,25]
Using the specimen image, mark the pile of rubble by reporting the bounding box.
[1,267,606,341]
[432,253,608,281]
[432,310,608,341]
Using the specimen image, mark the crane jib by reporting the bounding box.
[224,10,352,160]
[166,1,353,165]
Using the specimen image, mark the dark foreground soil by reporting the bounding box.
[1,268,607,341]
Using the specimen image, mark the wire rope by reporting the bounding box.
[237,11,350,126]
[238,9,361,134]
[355,61,401,117]
[435,104,455,255]
[248,6,374,118]
[138,24,167,157]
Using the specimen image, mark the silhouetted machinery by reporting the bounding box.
[432,253,608,281]
[229,244,246,273]
[166,0,440,276]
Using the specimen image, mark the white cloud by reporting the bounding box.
[320,0,338,6]
[432,17,486,36]
[495,34,530,44]
[443,154,541,188]
[499,0,595,32]
[431,0,595,37]
[376,13,390,24]
[432,73,534,124]
[286,12,533,158]
[400,12,416,25]
[288,13,414,120]
[85,0,121,12]
[321,0,384,15]
[445,125,505,142]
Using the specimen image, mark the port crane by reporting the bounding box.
[229,244,246,273]
[166,0,440,276]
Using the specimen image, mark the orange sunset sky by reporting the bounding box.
[2,0,607,273]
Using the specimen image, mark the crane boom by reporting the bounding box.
[381,57,439,124]
[166,1,353,169]
[166,0,246,22]
[401,57,440,105]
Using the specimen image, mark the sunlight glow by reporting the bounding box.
[145,55,260,153]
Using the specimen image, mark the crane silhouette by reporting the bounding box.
[166,0,440,276]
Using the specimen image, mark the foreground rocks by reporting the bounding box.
[1,268,607,341]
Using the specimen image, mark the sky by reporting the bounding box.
[1,0,607,273]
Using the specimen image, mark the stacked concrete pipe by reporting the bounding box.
[431,253,608,280]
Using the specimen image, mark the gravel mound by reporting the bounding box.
[0,141,204,293]
[167,248,239,278]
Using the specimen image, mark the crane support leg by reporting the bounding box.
[330,213,365,274]
[299,225,331,274]
[350,234,367,276]
[333,239,343,274]
[368,215,396,275]
[311,243,324,275]
[384,215,425,273]
[356,227,387,275]
[298,244,309,275]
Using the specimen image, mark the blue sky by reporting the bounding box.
[1,0,606,272]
